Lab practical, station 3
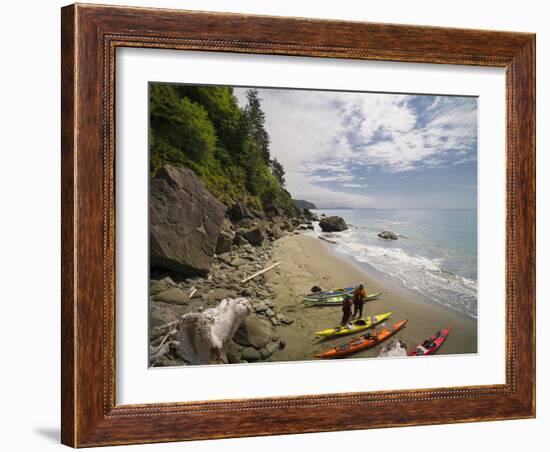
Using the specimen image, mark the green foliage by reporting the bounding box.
[243,89,270,164]
[150,85,216,163]
[172,85,243,155]
[270,158,286,187]
[149,83,293,213]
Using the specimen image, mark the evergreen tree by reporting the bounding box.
[270,158,286,187]
[243,89,270,164]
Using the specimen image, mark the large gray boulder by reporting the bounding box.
[150,165,227,276]
[319,216,348,232]
[233,315,274,349]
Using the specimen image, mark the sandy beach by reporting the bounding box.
[264,233,478,362]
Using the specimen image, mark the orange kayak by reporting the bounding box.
[315,320,408,359]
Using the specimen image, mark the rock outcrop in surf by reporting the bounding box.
[319,216,348,232]
[378,230,398,240]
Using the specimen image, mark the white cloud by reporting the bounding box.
[353,96,477,173]
[287,174,375,208]
[233,87,477,207]
[341,183,366,188]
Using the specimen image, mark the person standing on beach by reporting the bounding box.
[341,294,353,328]
[352,284,367,319]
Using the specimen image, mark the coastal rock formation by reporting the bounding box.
[173,297,253,365]
[241,347,262,361]
[148,216,301,367]
[234,315,274,349]
[150,302,189,329]
[319,216,348,232]
[216,218,235,255]
[378,230,398,240]
[239,222,267,246]
[268,224,284,240]
[149,276,176,296]
[150,165,227,276]
[153,287,190,305]
[227,199,251,221]
[269,215,294,234]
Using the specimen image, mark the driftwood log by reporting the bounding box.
[241,261,281,283]
[378,339,408,357]
[151,297,252,365]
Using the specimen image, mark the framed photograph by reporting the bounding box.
[61,3,536,447]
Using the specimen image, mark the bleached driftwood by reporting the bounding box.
[378,339,408,357]
[149,339,171,360]
[241,261,282,283]
[151,321,179,341]
[149,333,171,356]
[174,297,252,364]
[189,286,197,299]
[166,297,252,365]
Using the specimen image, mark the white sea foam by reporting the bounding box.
[313,225,478,318]
[375,218,409,226]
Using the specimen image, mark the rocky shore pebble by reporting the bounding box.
[150,229,307,367]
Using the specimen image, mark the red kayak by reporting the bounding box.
[408,328,450,356]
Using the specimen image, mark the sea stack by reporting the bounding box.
[319,216,348,232]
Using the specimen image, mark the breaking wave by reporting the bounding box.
[313,225,478,319]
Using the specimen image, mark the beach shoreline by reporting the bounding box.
[312,230,477,319]
[265,233,478,362]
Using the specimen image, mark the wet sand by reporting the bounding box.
[265,234,478,361]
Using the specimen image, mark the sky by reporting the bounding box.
[233,87,478,209]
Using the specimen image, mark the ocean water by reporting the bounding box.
[311,209,478,318]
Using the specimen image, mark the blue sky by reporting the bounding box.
[233,87,477,209]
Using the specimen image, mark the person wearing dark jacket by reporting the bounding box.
[341,294,353,328]
[352,283,367,319]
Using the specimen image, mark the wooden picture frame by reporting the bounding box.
[61,3,535,447]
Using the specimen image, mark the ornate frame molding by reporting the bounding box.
[61,4,535,447]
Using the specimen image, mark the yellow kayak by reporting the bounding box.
[315,312,392,337]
